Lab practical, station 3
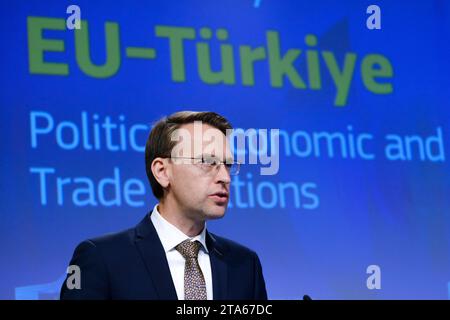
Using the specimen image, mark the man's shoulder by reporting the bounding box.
[88,227,135,246]
[80,213,151,249]
[208,232,259,261]
[75,223,139,256]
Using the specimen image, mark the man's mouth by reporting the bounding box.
[208,191,229,204]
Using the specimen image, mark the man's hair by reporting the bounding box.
[145,111,233,199]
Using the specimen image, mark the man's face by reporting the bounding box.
[167,122,232,222]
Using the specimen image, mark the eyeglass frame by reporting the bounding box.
[166,155,241,175]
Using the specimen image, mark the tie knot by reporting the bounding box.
[176,239,201,259]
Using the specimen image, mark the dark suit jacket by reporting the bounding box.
[60,212,267,300]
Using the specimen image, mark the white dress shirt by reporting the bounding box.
[150,204,213,300]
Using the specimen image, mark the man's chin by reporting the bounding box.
[204,205,227,220]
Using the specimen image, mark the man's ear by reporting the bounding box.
[151,157,170,189]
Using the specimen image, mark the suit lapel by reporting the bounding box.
[207,231,228,300]
[134,213,178,300]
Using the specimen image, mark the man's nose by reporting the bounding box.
[215,164,231,185]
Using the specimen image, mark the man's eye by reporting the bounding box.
[202,157,218,165]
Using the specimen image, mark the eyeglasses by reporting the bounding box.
[169,156,240,175]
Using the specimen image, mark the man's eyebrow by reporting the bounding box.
[201,154,234,162]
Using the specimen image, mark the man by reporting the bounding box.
[60,111,267,300]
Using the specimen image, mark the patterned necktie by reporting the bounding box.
[175,239,207,300]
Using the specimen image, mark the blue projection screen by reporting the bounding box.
[1,0,449,299]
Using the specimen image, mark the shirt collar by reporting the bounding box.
[150,204,209,254]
